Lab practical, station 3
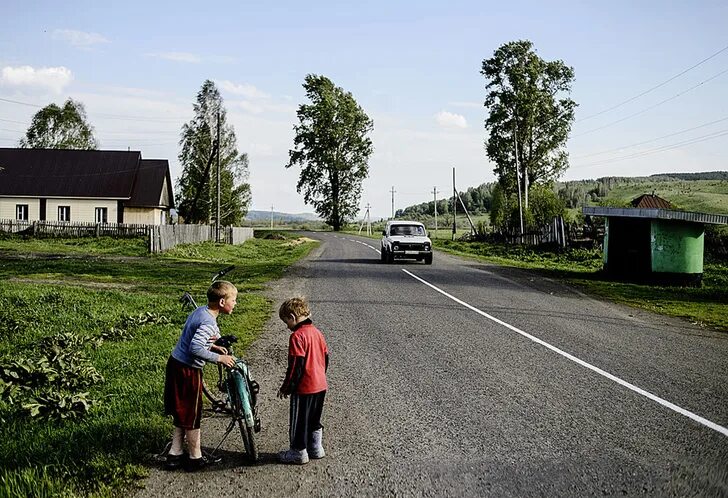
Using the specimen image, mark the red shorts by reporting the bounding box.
[164,356,203,429]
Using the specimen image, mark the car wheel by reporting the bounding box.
[424,254,433,265]
[380,248,386,262]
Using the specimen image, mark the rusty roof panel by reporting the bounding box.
[631,194,673,209]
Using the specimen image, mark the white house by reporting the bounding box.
[0,148,174,225]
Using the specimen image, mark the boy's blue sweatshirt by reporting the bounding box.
[171,306,220,369]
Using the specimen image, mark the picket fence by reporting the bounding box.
[0,219,253,253]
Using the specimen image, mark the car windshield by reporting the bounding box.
[390,225,425,236]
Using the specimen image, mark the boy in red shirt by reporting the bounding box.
[277,297,329,464]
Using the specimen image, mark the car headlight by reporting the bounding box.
[424,244,430,251]
[393,244,399,251]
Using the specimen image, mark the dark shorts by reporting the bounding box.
[164,356,203,430]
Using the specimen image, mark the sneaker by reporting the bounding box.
[184,455,211,472]
[163,453,186,470]
[278,448,309,465]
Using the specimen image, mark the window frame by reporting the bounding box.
[15,204,29,221]
[94,207,108,224]
[58,206,71,222]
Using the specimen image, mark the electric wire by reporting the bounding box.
[573,66,728,138]
[572,115,728,159]
[578,43,728,122]
[572,128,728,169]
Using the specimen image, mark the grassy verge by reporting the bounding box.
[434,239,728,332]
[0,235,317,497]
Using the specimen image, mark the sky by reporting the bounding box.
[1,0,726,219]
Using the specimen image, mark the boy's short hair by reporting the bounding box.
[279,297,310,320]
[207,281,237,302]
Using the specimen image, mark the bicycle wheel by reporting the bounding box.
[230,371,258,461]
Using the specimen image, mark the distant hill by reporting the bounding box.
[245,210,321,222]
[396,171,728,219]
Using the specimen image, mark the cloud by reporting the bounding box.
[145,52,202,63]
[53,29,109,49]
[218,80,270,99]
[449,101,482,109]
[435,110,468,129]
[0,65,73,94]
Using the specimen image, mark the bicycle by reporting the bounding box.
[208,334,261,462]
[178,265,261,462]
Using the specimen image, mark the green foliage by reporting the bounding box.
[1,332,104,421]
[287,74,374,231]
[481,40,576,198]
[19,98,98,150]
[528,183,566,227]
[0,236,317,496]
[176,80,251,225]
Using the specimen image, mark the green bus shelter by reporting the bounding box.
[583,202,727,285]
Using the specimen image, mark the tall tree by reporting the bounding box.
[176,80,251,225]
[287,74,374,231]
[481,40,576,208]
[19,98,98,149]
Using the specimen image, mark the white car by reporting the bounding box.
[381,221,433,264]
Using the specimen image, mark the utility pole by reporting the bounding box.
[514,115,524,243]
[270,205,274,229]
[215,110,221,242]
[390,186,396,219]
[452,168,456,240]
[432,186,438,236]
[358,203,372,236]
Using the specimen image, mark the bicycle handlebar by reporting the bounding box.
[212,265,236,282]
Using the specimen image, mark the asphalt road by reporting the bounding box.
[138,232,728,497]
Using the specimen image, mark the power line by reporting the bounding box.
[572,115,728,159]
[0,96,184,123]
[572,128,728,169]
[573,66,728,138]
[578,43,728,122]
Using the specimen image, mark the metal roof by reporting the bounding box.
[0,148,140,198]
[127,159,175,208]
[583,206,728,225]
[631,194,673,209]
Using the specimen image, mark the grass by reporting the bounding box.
[603,179,728,214]
[434,239,728,332]
[0,235,318,497]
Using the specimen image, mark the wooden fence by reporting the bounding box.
[0,219,254,253]
[0,219,149,238]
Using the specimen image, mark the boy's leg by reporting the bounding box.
[186,429,202,459]
[289,394,308,451]
[170,427,185,455]
[279,394,310,464]
[307,391,326,458]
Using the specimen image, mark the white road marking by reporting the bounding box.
[403,268,728,438]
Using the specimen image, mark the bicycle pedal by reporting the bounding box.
[250,380,260,394]
[254,418,261,433]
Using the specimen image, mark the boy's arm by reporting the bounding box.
[279,355,305,395]
[325,352,329,373]
[189,323,235,367]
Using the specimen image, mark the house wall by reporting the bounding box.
[46,199,118,223]
[0,197,40,220]
[124,207,166,225]
[0,197,120,223]
[650,220,704,274]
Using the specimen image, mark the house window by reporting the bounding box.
[95,207,108,224]
[58,206,71,222]
[15,204,28,221]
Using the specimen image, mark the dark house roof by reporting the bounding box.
[127,159,175,208]
[631,194,673,209]
[0,148,173,208]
